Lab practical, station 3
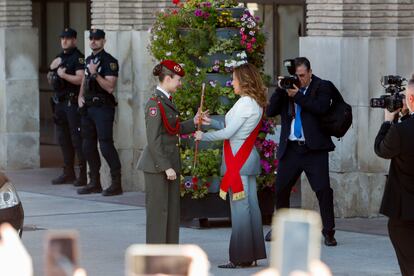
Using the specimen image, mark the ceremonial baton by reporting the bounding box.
[193,82,206,171]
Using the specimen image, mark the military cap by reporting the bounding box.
[60,27,77,38]
[161,60,185,77]
[89,28,106,40]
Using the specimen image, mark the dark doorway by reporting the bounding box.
[32,0,91,167]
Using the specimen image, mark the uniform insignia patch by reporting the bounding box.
[79,58,84,64]
[110,63,118,71]
[149,107,157,117]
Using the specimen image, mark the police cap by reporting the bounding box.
[60,27,77,38]
[89,29,106,40]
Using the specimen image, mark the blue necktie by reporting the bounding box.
[294,87,306,139]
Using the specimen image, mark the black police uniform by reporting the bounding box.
[77,32,122,196]
[50,28,86,186]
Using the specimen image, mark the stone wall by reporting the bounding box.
[0,0,39,170]
[307,0,414,37]
[0,0,32,28]
[91,0,172,31]
[301,0,414,217]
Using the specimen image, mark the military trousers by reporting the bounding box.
[144,172,180,244]
[54,101,85,168]
[81,105,121,176]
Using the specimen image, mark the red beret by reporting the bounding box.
[161,60,185,77]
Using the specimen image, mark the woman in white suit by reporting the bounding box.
[195,63,267,268]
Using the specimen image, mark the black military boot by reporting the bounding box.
[102,173,123,196]
[73,164,87,187]
[77,173,102,194]
[51,167,76,185]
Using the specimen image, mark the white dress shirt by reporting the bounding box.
[202,96,262,145]
[157,85,171,100]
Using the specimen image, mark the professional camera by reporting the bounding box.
[370,75,406,112]
[279,59,300,90]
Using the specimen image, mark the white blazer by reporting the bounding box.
[202,96,263,176]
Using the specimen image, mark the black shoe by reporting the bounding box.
[73,165,87,187]
[324,234,337,246]
[73,177,87,187]
[265,229,272,242]
[77,173,102,194]
[218,262,238,269]
[102,173,123,196]
[77,184,102,194]
[51,167,76,185]
[218,261,257,269]
[102,185,123,196]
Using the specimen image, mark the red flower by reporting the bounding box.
[172,0,180,5]
[192,177,198,191]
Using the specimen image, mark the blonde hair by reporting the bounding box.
[233,63,267,108]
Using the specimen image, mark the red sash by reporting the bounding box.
[220,117,263,201]
[150,97,180,135]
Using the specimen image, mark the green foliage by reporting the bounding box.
[149,2,271,198]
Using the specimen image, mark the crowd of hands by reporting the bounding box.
[0,221,332,276]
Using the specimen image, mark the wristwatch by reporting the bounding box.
[91,73,98,80]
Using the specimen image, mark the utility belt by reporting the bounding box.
[52,92,78,104]
[84,93,117,107]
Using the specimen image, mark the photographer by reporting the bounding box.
[374,77,414,276]
[266,57,337,246]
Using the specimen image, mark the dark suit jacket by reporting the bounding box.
[266,75,335,159]
[374,116,414,220]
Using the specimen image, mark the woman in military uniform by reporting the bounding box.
[195,63,267,268]
[137,60,208,244]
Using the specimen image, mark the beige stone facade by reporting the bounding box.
[1,0,411,216]
[301,0,414,217]
[0,0,39,169]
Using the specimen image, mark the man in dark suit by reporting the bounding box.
[374,77,414,276]
[266,57,337,246]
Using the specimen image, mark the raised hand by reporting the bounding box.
[194,130,203,141]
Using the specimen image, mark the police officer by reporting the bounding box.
[137,60,210,244]
[48,27,86,187]
[77,29,122,196]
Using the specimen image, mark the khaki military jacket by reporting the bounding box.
[137,89,196,173]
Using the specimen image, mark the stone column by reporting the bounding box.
[0,0,39,169]
[300,0,414,217]
[89,0,172,191]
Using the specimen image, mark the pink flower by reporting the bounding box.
[251,37,256,43]
[194,9,203,17]
[242,34,248,41]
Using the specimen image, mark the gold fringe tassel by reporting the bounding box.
[219,189,227,200]
[232,191,246,201]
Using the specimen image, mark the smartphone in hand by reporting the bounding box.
[44,230,79,276]
[125,244,209,276]
[270,209,322,276]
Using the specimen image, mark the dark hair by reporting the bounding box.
[294,57,311,71]
[152,64,175,82]
[233,63,268,108]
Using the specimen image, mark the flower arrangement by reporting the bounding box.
[149,0,273,198]
[256,118,278,191]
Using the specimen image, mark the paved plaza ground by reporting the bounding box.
[7,168,401,276]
